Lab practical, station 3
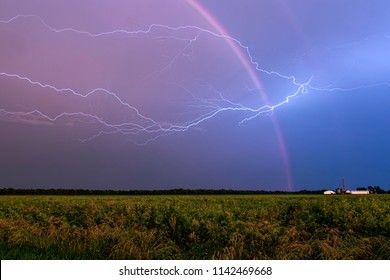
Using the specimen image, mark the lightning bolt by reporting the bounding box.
[0,14,388,145]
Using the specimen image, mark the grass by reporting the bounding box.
[0,194,389,259]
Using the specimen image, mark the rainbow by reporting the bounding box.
[186,0,294,191]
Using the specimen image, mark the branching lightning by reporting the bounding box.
[0,14,389,145]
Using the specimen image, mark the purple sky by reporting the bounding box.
[1,0,389,191]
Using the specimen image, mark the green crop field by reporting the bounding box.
[0,195,389,259]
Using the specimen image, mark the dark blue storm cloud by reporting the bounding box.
[0,0,389,190]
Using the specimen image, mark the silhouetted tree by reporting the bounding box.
[373,186,385,194]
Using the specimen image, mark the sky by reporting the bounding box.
[0,0,389,191]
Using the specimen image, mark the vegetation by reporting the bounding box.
[0,194,389,259]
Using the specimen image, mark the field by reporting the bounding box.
[0,194,389,259]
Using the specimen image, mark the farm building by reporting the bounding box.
[345,190,370,195]
[323,190,336,195]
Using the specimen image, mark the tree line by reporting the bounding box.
[0,187,388,195]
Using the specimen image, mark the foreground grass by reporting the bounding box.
[0,195,389,259]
